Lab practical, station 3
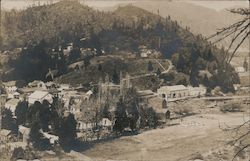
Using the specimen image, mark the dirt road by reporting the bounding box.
[83,113,249,161]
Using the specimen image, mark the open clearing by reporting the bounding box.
[83,113,249,161]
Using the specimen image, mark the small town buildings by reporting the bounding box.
[188,86,207,97]
[7,91,20,99]
[235,66,245,73]
[45,82,58,89]
[28,80,47,90]
[137,90,156,102]
[84,90,93,100]
[27,90,53,104]
[80,48,95,57]
[6,142,27,151]
[139,46,162,58]
[0,129,13,143]
[3,81,18,93]
[5,98,20,113]
[18,125,30,143]
[77,121,94,131]
[43,132,59,145]
[99,118,112,128]
[140,51,149,58]
[233,84,241,91]
[63,43,73,56]
[157,85,189,99]
[58,84,71,91]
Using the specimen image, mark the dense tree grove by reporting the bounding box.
[139,106,159,129]
[15,100,28,126]
[29,121,51,151]
[58,113,77,151]
[1,108,18,134]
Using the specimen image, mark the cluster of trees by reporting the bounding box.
[1,86,161,153]
[1,98,77,151]
[79,87,160,136]
[113,88,160,133]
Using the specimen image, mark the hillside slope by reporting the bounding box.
[100,1,249,50]
[1,1,239,92]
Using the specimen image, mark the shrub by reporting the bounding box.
[173,106,194,116]
[11,147,25,161]
[220,102,244,113]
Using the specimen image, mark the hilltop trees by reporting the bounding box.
[10,40,51,81]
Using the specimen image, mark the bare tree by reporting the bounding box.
[208,8,250,63]
[219,115,250,161]
[211,7,250,160]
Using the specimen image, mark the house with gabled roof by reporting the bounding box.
[27,90,53,104]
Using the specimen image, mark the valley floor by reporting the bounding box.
[82,112,249,161]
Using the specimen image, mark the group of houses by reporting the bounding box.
[0,79,99,147]
[139,45,162,58]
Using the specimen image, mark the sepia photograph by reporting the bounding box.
[0,0,249,160]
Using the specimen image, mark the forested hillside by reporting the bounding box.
[1,0,239,92]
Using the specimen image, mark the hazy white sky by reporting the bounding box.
[189,1,249,11]
[2,0,249,11]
